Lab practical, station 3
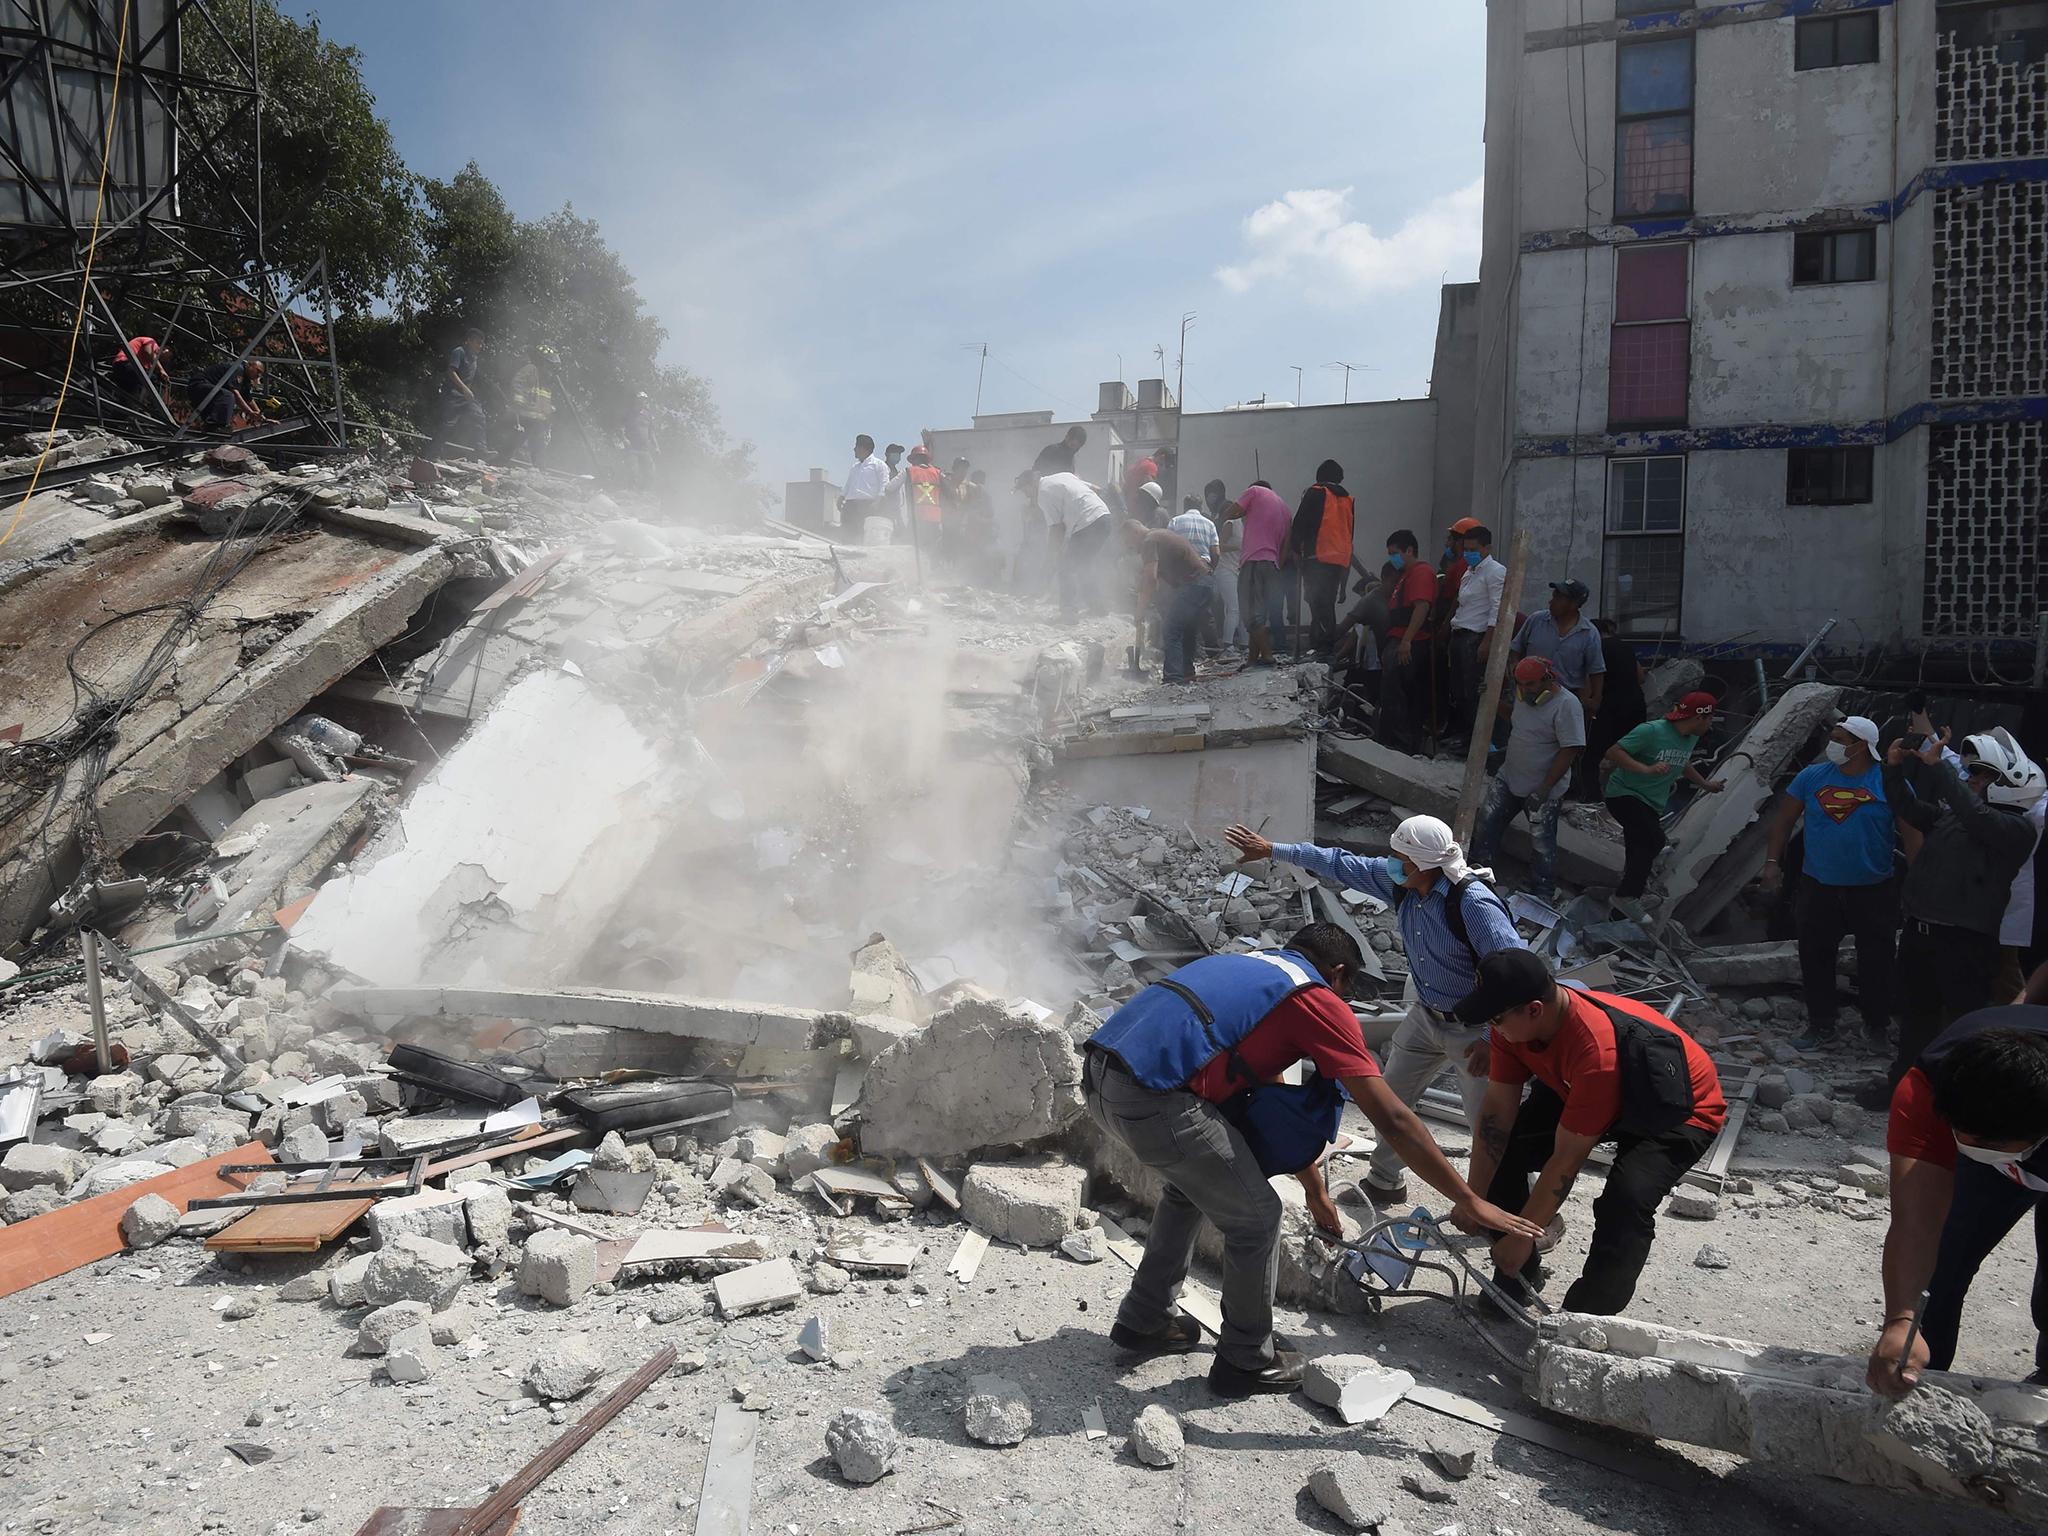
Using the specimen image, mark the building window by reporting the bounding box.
[1793,228,1877,285]
[1610,244,1691,428]
[1603,457,1687,638]
[1788,445,1875,505]
[1615,37,1695,217]
[1796,13,1882,71]
[1615,0,1683,14]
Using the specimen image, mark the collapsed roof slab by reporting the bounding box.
[0,508,459,948]
[326,983,847,1054]
[1318,737,1625,888]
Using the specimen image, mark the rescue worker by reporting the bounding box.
[184,357,265,432]
[1286,459,1357,656]
[1457,948,1727,1314]
[109,334,171,407]
[1867,1007,2048,1395]
[1884,727,2044,1088]
[1083,923,1543,1397]
[1226,816,1528,1207]
[509,346,556,466]
[903,445,946,556]
[426,327,487,462]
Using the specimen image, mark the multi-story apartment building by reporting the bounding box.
[1472,1,2045,653]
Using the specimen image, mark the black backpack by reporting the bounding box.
[1395,873,1496,957]
[1590,996,1698,1137]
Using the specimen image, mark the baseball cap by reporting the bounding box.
[1453,948,1556,1025]
[1666,690,1718,722]
[1512,656,1555,686]
[1140,480,1164,504]
[1838,715,1879,750]
[1449,517,1482,535]
[1549,578,1591,605]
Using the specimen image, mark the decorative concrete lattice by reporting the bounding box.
[1930,181,2048,401]
[1936,28,2046,163]
[1923,421,2047,639]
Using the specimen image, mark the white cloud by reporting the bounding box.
[1216,179,1484,300]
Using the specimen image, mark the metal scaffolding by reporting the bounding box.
[0,0,344,448]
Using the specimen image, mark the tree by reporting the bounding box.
[178,3,422,316]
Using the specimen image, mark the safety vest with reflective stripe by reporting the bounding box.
[907,463,944,523]
[1088,950,1326,1091]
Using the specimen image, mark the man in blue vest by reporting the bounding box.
[1227,815,1529,1207]
[1084,922,1542,1398]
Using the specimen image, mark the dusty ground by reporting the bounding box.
[0,1096,2035,1536]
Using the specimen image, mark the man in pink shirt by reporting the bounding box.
[1218,480,1293,665]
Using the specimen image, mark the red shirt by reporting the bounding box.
[1488,986,1726,1138]
[1186,986,1381,1103]
[1387,562,1439,640]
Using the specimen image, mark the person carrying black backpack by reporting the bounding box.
[1456,948,1727,1315]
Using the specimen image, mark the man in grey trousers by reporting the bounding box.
[1083,922,1540,1397]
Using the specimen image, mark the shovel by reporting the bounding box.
[354,1343,675,1534]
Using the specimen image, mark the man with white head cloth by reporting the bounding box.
[1226,814,1529,1204]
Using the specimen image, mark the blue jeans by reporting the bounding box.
[1472,774,1561,900]
[1163,573,1216,681]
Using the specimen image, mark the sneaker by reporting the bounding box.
[1109,1312,1204,1357]
[1363,1175,1409,1205]
[1791,1028,1837,1053]
[1536,1214,1566,1255]
[1208,1347,1305,1398]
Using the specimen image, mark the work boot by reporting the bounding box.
[1109,1311,1205,1358]
[1536,1214,1567,1255]
[1208,1347,1305,1398]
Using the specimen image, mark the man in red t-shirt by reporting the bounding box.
[1377,528,1439,753]
[1455,949,1726,1315]
[1083,924,1540,1398]
[1868,1007,2048,1396]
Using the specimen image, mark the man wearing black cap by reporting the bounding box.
[1456,948,1727,1314]
[1511,577,1605,725]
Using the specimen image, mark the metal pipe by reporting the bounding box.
[1783,616,1839,682]
[82,930,111,1074]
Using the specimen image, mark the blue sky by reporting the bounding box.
[291,2,1488,496]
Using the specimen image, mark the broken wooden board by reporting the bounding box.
[1094,1214,1223,1335]
[0,1143,272,1297]
[917,1158,961,1212]
[692,1402,758,1536]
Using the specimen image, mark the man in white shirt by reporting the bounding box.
[839,435,889,531]
[1027,468,1112,620]
[1448,522,1507,746]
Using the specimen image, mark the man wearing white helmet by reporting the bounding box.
[1883,726,2045,1088]
[1227,814,1529,1205]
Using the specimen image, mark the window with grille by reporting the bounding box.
[1610,244,1691,427]
[1796,13,1881,70]
[1615,37,1695,217]
[1787,446,1875,505]
[1603,457,1687,639]
[1793,228,1877,285]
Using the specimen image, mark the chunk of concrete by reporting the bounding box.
[327,1253,373,1307]
[359,1235,468,1310]
[1307,1456,1391,1531]
[1129,1403,1184,1467]
[1666,1189,1720,1221]
[826,1405,897,1485]
[798,1315,831,1362]
[964,1374,1033,1446]
[77,1159,174,1199]
[456,1181,514,1248]
[849,934,927,1023]
[737,1128,786,1179]
[0,1143,85,1193]
[1303,1355,1415,1425]
[366,1186,471,1249]
[279,1123,331,1164]
[1060,1228,1106,1263]
[517,1229,597,1307]
[355,1300,433,1356]
[860,998,1084,1159]
[713,1257,802,1319]
[961,1159,1086,1247]
[783,1123,839,1181]
[526,1335,605,1400]
[383,1326,435,1384]
[119,1193,180,1249]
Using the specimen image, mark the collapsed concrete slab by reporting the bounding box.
[848,934,927,1025]
[1684,940,1810,988]
[857,998,1083,1159]
[327,983,846,1054]
[290,668,697,988]
[1318,737,1624,888]
[0,513,458,946]
[1531,1312,2048,1521]
[1658,682,1842,931]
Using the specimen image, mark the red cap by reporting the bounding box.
[1512,656,1554,686]
[1449,517,1482,534]
[1666,691,1717,721]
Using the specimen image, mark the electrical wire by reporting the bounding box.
[0,0,133,554]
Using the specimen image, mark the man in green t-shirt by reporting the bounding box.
[1601,690,1726,898]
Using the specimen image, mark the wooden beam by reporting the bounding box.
[1453,527,1532,846]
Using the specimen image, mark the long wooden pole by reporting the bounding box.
[1453,528,1532,846]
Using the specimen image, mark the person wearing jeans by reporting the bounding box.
[1600,691,1724,902]
[1227,816,1527,1207]
[1126,521,1212,683]
[1458,949,1726,1315]
[1471,657,1584,904]
[1760,716,1899,1050]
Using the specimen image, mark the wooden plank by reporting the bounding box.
[0,1143,272,1297]
[692,1403,758,1536]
